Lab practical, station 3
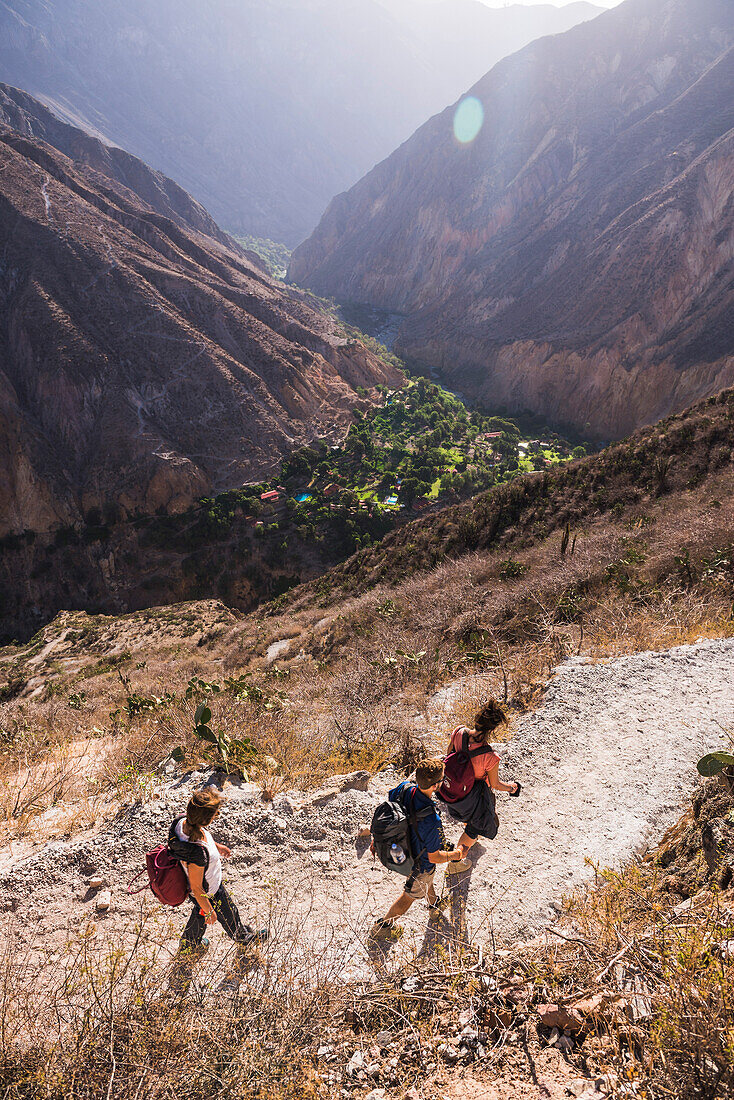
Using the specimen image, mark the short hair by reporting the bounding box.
[415,758,444,790]
[185,787,223,842]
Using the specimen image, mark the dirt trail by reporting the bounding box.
[2,637,733,985]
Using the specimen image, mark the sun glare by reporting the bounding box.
[453,96,484,144]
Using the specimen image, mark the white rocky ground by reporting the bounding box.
[1,637,733,991]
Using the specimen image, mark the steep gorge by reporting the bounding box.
[0,89,399,541]
[0,0,602,245]
[290,0,734,440]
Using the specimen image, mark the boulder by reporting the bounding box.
[301,771,370,809]
[96,889,112,913]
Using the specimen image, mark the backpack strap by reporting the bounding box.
[460,729,491,759]
[168,817,210,869]
[403,785,430,864]
[127,869,149,895]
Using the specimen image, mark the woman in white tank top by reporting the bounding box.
[168,787,267,978]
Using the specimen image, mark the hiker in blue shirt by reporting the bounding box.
[370,758,466,940]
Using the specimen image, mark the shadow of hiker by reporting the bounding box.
[366,930,393,973]
[418,850,482,962]
[418,909,455,961]
[167,935,215,998]
[214,943,267,995]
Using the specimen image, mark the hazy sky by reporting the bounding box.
[479,0,623,7]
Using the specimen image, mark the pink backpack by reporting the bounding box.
[128,844,189,906]
[439,728,490,803]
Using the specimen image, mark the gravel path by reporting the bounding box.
[2,637,733,983]
[480,636,734,938]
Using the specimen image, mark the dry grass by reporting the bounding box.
[0,420,732,849]
[0,522,732,847]
[521,773,734,1099]
[0,914,348,1099]
[0,893,572,1100]
[2,794,731,1099]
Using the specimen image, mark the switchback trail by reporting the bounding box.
[2,637,733,985]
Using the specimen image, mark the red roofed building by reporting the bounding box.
[260,489,281,502]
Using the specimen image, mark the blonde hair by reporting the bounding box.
[185,787,222,842]
[415,758,444,790]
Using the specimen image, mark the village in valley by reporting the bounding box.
[243,377,586,540]
[134,376,587,590]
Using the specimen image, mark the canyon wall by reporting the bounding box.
[290,0,734,439]
[0,94,399,538]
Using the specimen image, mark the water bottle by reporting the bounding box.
[390,843,406,864]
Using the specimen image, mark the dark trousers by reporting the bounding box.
[440,780,499,840]
[181,885,254,949]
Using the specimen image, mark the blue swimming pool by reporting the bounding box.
[295,493,312,502]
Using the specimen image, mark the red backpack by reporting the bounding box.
[439,728,491,803]
[128,844,189,906]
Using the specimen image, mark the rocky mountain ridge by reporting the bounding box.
[0,91,399,542]
[0,0,602,244]
[290,0,734,439]
[0,82,237,250]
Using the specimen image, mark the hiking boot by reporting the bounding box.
[446,858,472,874]
[369,920,403,943]
[428,894,450,913]
[243,927,269,947]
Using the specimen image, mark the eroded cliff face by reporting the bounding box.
[0,104,400,537]
[290,0,734,439]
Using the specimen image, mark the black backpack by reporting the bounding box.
[370,785,433,877]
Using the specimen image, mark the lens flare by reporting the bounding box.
[453,96,484,144]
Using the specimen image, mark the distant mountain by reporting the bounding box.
[0,87,399,538]
[0,0,601,245]
[290,0,734,440]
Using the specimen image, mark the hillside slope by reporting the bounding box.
[299,386,734,600]
[290,0,734,439]
[0,0,601,244]
[0,112,399,540]
[0,82,236,249]
[3,635,731,947]
[1,391,733,1099]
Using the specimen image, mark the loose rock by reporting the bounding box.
[96,889,112,912]
[538,1004,584,1032]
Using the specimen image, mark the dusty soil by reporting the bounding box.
[2,636,732,999]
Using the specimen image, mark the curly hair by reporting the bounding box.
[415,758,445,790]
[473,699,507,740]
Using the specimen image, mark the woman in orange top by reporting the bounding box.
[444,700,520,870]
